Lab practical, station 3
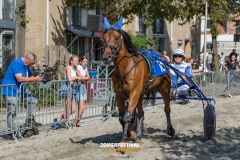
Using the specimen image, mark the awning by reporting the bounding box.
[66,25,102,38]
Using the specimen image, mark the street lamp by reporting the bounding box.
[203,1,208,72]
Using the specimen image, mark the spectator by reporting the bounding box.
[72,56,90,127]
[57,55,81,125]
[229,49,236,58]
[222,53,239,71]
[187,57,202,74]
[1,53,43,139]
[220,52,225,71]
[170,49,194,104]
[222,53,239,93]
[206,51,213,71]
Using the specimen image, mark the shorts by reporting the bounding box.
[171,84,189,96]
[76,85,87,102]
[68,86,78,99]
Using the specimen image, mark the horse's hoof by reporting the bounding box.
[128,131,137,141]
[168,126,175,137]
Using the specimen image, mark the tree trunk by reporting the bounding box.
[212,36,219,71]
[146,25,153,49]
[15,0,26,58]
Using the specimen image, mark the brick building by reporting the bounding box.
[200,16,240,56]
[25,0,102,66]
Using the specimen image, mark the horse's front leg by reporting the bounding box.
[121,94,139,142]
[116,96,126,132]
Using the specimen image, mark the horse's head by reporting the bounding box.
[102,17,123,64]
[102,29,123,64]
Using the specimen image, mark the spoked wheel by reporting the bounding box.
[203,103,216,140]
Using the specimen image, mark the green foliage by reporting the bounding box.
[129,32,147,49]
[27,83,59,106]
[129,32,157,50]
[65,0,181,24]
[20,16,31,31]
[0,94,6,107]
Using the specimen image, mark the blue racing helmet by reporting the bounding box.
[173,49,185,57]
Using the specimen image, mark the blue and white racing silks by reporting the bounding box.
[170,62,193,88]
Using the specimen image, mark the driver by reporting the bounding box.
[170,49,194,104]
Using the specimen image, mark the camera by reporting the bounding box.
[40,72,52,84]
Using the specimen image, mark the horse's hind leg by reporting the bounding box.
[159,78,175,137]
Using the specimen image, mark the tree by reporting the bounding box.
[65,0,181,49]
[179,0,240,71]
[66,0,240,71]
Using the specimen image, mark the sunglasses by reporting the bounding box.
[174,55,183,58]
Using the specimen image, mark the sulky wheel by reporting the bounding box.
[203,104,216,140]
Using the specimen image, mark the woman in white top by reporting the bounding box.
[72,56,90,127]
[58,55,82,123]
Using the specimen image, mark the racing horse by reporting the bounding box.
[102,17,175,142]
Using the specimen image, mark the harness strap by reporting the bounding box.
[141,76,155,95]
[114,55,144,98]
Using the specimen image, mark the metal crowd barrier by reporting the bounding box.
[0,78,115,139]
[193,70,240,97]
[2,71,240,139]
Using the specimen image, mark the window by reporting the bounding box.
[207,19,211,29]
[2,0,15,20]
[66,34,85,57]
[153,19,164,34]
[96,9,101,15]
[78,37,85,57]
[72,7,81,26]
[156,39,164,51]
[139,15,146,33]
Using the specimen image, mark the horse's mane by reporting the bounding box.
[119,30,139,54]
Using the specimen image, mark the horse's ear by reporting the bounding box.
[104,17,111,30]
[114,17,123,30]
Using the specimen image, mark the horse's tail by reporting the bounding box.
[144,87,157,106]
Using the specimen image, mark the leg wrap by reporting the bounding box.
[137,116,144,138]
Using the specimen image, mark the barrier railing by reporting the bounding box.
[1,71,240,139]
[0,78,115,139]
[193,70,240,97]
[0,84,19,139]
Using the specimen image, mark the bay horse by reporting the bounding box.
[102,17,175,143]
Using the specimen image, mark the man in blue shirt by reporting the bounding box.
[170,49,194,104]
[2,53,43,134]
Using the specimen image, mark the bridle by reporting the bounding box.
[102,29,123,60]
